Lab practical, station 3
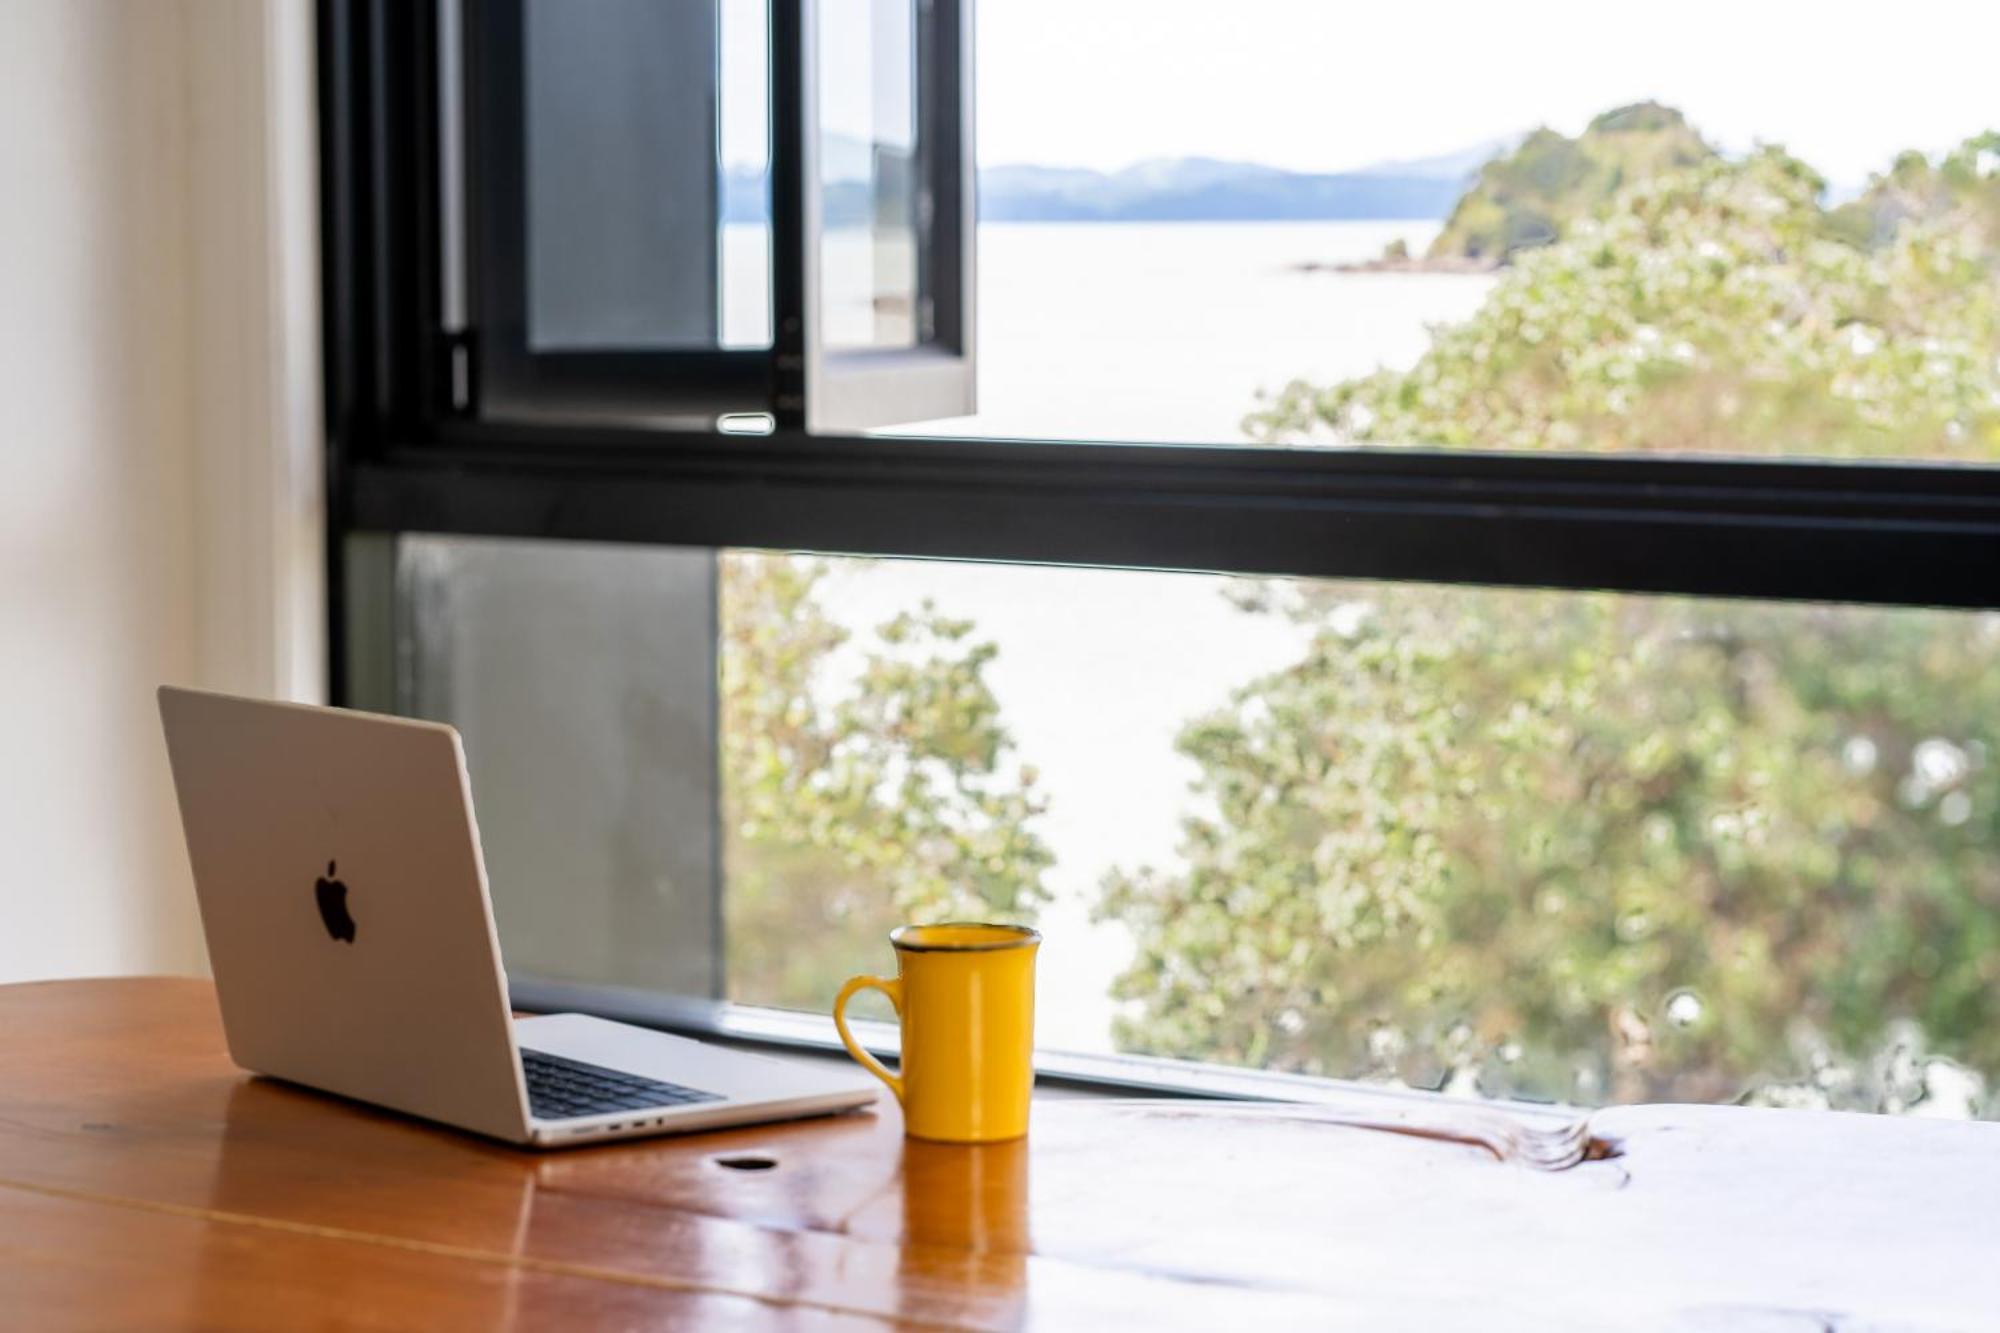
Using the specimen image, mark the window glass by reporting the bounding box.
[817,0,922,350]
[522,0,771,351]
[877,0,2000,464]
[396,536,722,997]
[719,0,772,348]
[394,535,2000,1118]
[720,551,2000,1114]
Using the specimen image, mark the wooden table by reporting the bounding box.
[2,979,1995,1330]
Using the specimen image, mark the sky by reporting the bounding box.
[972,0,2000,185]
[718,1,2000,187]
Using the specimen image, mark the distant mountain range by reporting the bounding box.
[722,135,1522,225]
[979,139,1520,223]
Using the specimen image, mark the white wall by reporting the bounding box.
[0,1,321,982]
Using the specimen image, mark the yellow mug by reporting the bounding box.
[834,923,1040,1142]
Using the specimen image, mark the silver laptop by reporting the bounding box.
[158,686,877,1148]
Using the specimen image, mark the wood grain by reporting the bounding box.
[0,1184,873,1332]
[2,978,1996,1331]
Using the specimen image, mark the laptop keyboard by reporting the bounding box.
[521,1048,724,1122]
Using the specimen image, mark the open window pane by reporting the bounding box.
[802,0,976,430]
[719,0,774,349]
[817,0,920,350]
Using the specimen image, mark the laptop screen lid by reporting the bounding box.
[158,687,530,1142]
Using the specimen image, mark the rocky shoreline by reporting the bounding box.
[1289,253,1500,276]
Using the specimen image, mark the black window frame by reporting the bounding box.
[324,0,2000,661]
[319,0,2000,1078]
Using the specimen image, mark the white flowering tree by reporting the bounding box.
[1105,132,2000,1111]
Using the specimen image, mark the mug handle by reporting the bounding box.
[833,974,905,1106]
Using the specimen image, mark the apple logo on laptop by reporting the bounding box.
[315,860,356,943]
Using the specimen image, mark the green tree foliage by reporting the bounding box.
[1255,138,2000,462]
[1101,583,2000,1107]
[1829,133,2000,253]
[1427,101,1713,264]
[720,554,1051,1010]
[1103,126,2000,1111]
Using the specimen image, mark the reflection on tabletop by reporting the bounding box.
[7,979,2000,1330]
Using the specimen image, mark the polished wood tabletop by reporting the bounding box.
[2,978,1997,1330]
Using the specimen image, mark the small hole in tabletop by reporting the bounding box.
[714,1153,779,1172]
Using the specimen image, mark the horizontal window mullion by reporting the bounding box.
[477,348,774,420]
[389,423,2000,504]
[389,420,2000,495]
[344,431,2000,610]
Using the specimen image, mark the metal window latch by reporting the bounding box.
[441,330,476,415]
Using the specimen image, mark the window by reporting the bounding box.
[323,0,2000,1116]
[455,0,777,421]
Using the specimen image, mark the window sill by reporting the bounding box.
[509,972,1579,1123]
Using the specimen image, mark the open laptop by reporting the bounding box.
[157,686,877,1148]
